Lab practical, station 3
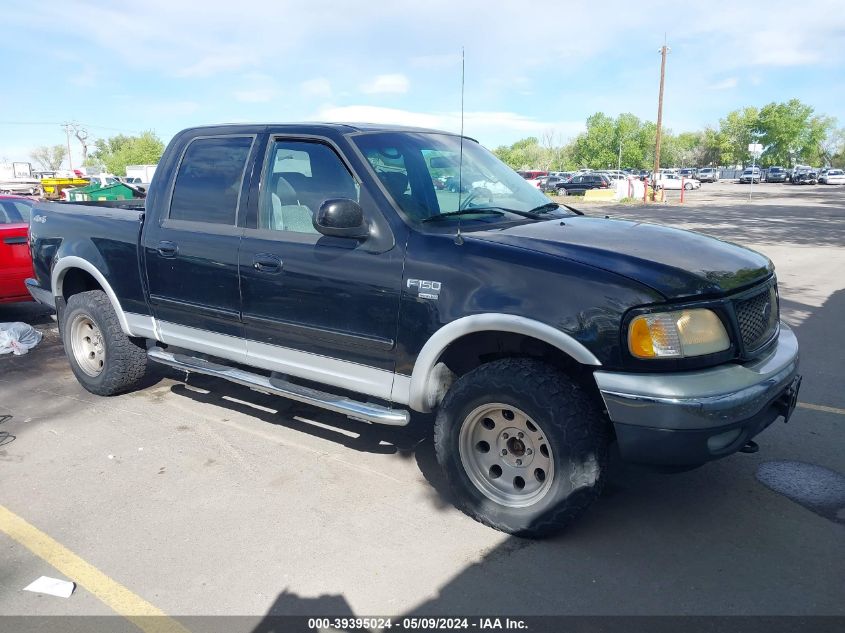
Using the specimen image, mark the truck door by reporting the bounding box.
[143,134,257,354]
[237,136,403,396]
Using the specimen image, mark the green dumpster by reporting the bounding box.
[66,182,139,202]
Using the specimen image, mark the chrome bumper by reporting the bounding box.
[594,323,799,431]
[594,323,801,465]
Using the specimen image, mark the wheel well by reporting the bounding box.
[435,331,609,434]
[60,268,103,300]
[438,331,589,382]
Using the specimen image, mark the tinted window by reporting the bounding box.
[258,140,358,233]
[169,136,253,224]
[0,200,31,224]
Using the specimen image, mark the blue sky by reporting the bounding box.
[2,0,844,167]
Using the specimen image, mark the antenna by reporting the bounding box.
[455,46,465,245]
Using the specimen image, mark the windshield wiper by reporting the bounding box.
[459,206,547,220]
[556,202,584,216]
[422,209,505,223]
[528,202,561,214]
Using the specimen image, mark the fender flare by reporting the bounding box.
[52,256,133,335]
[403,314,602,412]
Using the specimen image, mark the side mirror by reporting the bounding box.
[429,156,457,169]
[314,198,369,239]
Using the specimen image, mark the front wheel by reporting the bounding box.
[684,182,693,190]
[434,359,608,538]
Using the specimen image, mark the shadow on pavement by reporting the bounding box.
[0,301,54,327]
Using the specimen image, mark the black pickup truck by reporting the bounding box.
[26,123,801,537]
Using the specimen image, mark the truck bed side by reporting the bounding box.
[28,200,150,322]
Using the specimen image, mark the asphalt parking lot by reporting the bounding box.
[1,180,843,627]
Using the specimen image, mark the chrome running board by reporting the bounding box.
[147,347,410,426]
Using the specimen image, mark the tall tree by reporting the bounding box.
[819,126,845,168]
[698,127,727,166]
[572,113,617,169]
[30,145,67,171]
[69,123,91,164]
[492,136,547,171]
[719,107,759,166]
[755,99,833,166]
[88,131,165,175]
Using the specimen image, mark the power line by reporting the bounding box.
[0,121,145,135]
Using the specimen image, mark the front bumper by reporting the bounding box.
[594,323,800,465]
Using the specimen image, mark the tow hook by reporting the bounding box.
[740,440,760,454]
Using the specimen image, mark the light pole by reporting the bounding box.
[617,137,624,174]
[748,138,762,202]
[62,122,74,171]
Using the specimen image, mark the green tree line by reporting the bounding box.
[29,130,165,176]
[493,99,844,171]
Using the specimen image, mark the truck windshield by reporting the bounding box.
[353,132,563,227]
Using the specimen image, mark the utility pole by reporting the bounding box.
[62,122,74,171]
[652,38,670,194]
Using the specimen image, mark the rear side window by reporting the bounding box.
[169,136,253,224]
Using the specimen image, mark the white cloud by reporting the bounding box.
[67,64,97,87]
[175,53,253,78]
[300,77,332,99]
[359,74,409,95]
[233,88,277,103]
[313,105,583,146]
[233,72,280,103]
[708,77,738,90]
[142,100,201,117]
[409,53,462,69]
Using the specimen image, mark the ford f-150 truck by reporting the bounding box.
[26,123,801,537]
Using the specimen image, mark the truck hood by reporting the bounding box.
[470,216,773,299]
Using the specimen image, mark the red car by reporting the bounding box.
[0,195,35,303]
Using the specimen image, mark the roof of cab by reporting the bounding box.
[175,122,467,137]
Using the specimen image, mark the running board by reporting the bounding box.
[147,347,410,426]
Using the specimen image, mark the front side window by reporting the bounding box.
[354,132,556,227]
[169,136,253,224]
[258,140,359,233]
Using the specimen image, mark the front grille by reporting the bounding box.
[735,285,778,351]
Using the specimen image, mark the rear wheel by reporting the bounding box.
[62,290,148,396]
[434,358,608,538]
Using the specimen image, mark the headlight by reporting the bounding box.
[628,308,730,359]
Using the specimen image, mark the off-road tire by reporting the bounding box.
[62,290,148,396]
[434,358,609,538]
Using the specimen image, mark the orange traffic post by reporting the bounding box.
[680,177,685,203]
[643,178,649,204]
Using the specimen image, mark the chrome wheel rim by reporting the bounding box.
[459,403,555,508]
[69,314,105,377]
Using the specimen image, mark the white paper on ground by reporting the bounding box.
[23,576,75,598]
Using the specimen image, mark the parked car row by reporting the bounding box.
[820,169,845,184]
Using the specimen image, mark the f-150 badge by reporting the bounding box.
[407,279,441,300]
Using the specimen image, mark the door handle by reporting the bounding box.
[3,236,27,245]
[157,241,178,258]
[253,253,283,273]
